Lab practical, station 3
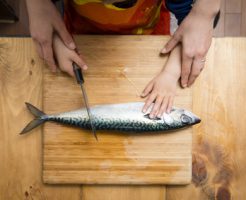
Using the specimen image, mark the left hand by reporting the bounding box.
[161,6,215,87]
[141,71,177,118]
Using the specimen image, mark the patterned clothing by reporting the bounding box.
[64,0,193,35]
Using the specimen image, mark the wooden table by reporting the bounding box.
[0,36,245,200]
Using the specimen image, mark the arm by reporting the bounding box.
[141,45,181,118]
[25,0,77,71]
[162,0,221,87]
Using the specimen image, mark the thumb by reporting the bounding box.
[55,22,76,50]
[161,32,180,54]
[141,82,154,97]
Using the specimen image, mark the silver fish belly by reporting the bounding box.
[20,102,201,134]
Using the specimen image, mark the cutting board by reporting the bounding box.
[43,36,193,184]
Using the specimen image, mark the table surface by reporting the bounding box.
[0,36,245,200]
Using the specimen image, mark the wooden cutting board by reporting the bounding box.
[43,36,193,185]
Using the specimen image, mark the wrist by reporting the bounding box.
[192,0,221,19]
[161,69,180,81]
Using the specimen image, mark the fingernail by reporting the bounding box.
[161,47,167,54]
[150,114,154,118]
[182,84,187,88]
[157,114,161,118]
[142,109,146,113]
[69,42,76,49]
[167,109,170,114]
[83,65,88,70]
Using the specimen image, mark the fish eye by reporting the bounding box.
[181,114,192,124]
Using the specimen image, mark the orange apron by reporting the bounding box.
[64,0,170,34]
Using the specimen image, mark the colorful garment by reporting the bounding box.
[64,0,193,35]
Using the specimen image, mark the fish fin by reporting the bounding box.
[20,103,46,135]
[20,118,45,135]
[25,102,46,117]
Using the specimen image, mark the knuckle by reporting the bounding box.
[172,35,179,43]
[185,50,194,58]
[30,30,39,39]
[40,38,50,45]
[192,69,200,76]
[196,47,207,57]
[173,32,181,40]
[146,100,152,106]
[31,32,48,44]
[182,69,190,76]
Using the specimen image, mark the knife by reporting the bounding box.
[72,62,98,140]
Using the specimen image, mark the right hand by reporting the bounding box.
[53,35,88,77]
[26,0,76,72]
[141,71,178,118]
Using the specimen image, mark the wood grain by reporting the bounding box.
[0,38,81,200]
[43,36,193,185]
[82,185,166,200]
[166,38,246,199]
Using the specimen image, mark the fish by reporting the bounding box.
[20,102,201,136]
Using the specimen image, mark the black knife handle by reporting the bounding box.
[72,62,84,84]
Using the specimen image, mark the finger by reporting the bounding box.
[149,96,163,118]
[157,97,169,118]
[142,93,157,113]
[141,82,154,98]
[34,41,43,59]
[42,42,57,72]
[161,32,180,54]
[181,51,193,88]
[64,65,75,77]
[187,58,205,87]
[166,96,174,114]
[71,53,88,70]
[54,21,76,50]
[57,59,75,77]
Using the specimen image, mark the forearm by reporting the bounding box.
[162,45,181,80]
[25,0,51,15]
[166,0,221,25]
[192,0,221,19]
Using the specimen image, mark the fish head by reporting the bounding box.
[162,108,201,127]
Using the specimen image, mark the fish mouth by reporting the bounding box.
[194,116,201,124]
[183,110,201,125]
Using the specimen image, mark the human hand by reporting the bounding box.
[53,35,87,76]
[161,1,219,87]
[141,71,178,118]
[26,0,76,72]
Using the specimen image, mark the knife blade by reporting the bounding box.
[72,62,98,140]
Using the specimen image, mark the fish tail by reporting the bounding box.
[20,103,47,135]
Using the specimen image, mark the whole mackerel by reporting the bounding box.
[20,102,201,136]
